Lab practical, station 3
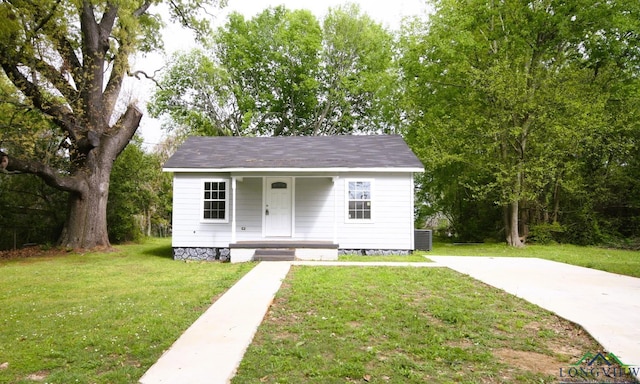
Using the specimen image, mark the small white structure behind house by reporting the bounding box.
[163,135,424,262]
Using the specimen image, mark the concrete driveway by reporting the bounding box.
[430,256,640,376]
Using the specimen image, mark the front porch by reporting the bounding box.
[229,175,338,245]
[229,240,339,263]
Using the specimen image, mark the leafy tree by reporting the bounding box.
[149,49,240,137]
[108,136,170,242]
[216,6,322,136]
[0,0,220,249]
[150,4,398,136]
[401,0,640,246]
[314,4,396,134]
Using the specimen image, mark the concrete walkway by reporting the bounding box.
[139,261,440,384]
[430,256,640,372]
[139,262,291,384]
[140,258,640,383]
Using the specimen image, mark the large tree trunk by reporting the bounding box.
[57,106,143,249]
[58,171,111,249]
[504,201,524,247]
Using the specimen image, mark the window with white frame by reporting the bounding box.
[202,180,228,222]
[347,180,372,220]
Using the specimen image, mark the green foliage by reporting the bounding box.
[108,137,171,243]
[0,174,66,250]
[148,49,239,137]
[401,0,640,246]
[528,223,565,245]
[151,4,398,137]
[217,6,322,136]
[0,75,67,249]
[0,74,68,168]
[317,4,397,134]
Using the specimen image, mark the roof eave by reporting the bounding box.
[162,167,424,173]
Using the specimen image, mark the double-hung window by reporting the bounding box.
[202,179,229,222]
[346,180,372,221]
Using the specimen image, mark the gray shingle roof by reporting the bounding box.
[163,135,423,171]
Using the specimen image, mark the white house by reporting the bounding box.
[163,135,424,262]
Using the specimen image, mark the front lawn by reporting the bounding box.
[233,266,604,383]
[431,242,640,277]
[338,253,431,262]
[0,238,254,384]
[2,239,634,383]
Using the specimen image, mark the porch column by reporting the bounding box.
[332,176,339,244]
[231,176,237,244]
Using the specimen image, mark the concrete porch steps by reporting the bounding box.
[253,248,295,261]
[229,241,339,262]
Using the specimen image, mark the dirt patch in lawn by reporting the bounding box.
[0,246,70,261]
[494,348,560,377]
[24,371,49,381]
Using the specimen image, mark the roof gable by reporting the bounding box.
[163,135,424,171]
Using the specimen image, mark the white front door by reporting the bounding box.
[265,177,292,237]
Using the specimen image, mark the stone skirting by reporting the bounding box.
[174,247,412,261]
[338,249,412,256]
[173,247,230,262]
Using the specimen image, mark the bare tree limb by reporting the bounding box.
[128,68,164,88]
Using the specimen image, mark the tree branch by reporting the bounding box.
[168,0,193,28]
[98,3,118,43]
[27,52,79,103]
[129,69,164,87]
[53,33,83,82]
[80,1,99,52]
[103,41,131,119]
[0,151,84,194]
[102,104,143,161]
[32,0,63,34]
[1,62,80,141]
[134,1,153,18]
[103,1,152,118]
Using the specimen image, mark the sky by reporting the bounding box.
[133,0,431,149]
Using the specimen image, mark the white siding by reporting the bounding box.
[336,172,414,250]
[171,172,415,250]
[235,177,262,240]
[294,178,334,240]
[171,173,232,247]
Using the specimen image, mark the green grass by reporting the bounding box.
[431,242,640,277]
[338,243,640,278]
[234,266,604,383]
[338,253,430,262]
[0,238,254,384]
